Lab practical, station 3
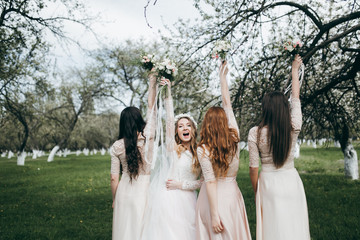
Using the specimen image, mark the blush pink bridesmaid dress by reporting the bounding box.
[196,107,252,240]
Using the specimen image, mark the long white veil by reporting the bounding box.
[141,85,176,239]
[144,85,174,181]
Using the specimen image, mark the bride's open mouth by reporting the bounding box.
[183,132,190,137]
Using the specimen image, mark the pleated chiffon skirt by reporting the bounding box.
[112,174,150,240]
[196,178,252,240]
[256,166,310,240]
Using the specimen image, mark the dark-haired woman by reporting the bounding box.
[196,62,251,240]
[248,55,310,240]
[110,73,156,240]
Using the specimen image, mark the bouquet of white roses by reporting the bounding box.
[155,58,178,82]
[283,40,302,56]
[212,40,232,61]
[141,54,157,71]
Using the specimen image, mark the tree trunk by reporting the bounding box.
[294,142,300,159]
[47,145,60,162]
[339,125,359,180]
[17,151,26,166]
[46,121,76,161]
[4,95,30,165]
[343,143,359,180]
[32,150,38,159]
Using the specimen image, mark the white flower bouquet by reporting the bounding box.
[155,58,178,82]
[283,40,302,55]
[212,40,232,61]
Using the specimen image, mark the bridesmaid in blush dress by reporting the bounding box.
[110,73,157,240]
[196,62,251,240]
[248,55,310,240]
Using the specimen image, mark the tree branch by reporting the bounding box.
[302,53,360,107]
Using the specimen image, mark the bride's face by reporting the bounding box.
[177,118,192,143]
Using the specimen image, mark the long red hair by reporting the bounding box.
[199,107,239,177]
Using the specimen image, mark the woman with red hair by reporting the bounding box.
[196,62,251,240]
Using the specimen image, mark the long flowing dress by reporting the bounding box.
[247,97,310,240]
[110,106,156,240]
[140,90,202,240]
[196,106,252,240]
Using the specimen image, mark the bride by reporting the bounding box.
[140,78,202,240]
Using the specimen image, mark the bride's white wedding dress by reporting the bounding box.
[140,88,202,240]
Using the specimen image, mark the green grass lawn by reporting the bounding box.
[1,147,359,239]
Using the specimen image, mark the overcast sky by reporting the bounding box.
[51,0,199,70]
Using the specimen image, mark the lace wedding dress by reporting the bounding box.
[140,88,202,240]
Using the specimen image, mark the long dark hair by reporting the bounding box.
[118,107,146,181]
[257,92,292,168]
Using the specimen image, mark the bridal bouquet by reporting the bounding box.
[283,40,302,56]
[155,58,178,82]
[212,40,232,61]
[141,54,157,71]
[283,39,305,96]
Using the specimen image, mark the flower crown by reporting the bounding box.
[174,113,198,128]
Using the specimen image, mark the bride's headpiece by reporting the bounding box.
[174,113,198,128]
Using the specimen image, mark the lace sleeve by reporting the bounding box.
[224,107,239,136]
[110,141,124,174]
[143,75,157,165]
[220,63,239,136]
[181,178,203,190]
[290,98,302,134]
[197,146,216,182]
[248,127,260,168]
[143,74,157,140]
[144,107,156,139]
[165,87,176,152]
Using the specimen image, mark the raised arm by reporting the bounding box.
[291,55,303,133]
[220,61,239,135]
[162,78,176,152]
[220,61,231,108]
[144,72,157,140]
[291,55,302,99]
[143,73,157,165]
[148,73,157,112]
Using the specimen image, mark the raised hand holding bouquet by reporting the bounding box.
[282,39,305,95]
[141,54,157,71]
[155,58,178,81]
[283,40,302,56]
[141,54,178,97]
[155,58,178,97]
[212,40,232,62]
